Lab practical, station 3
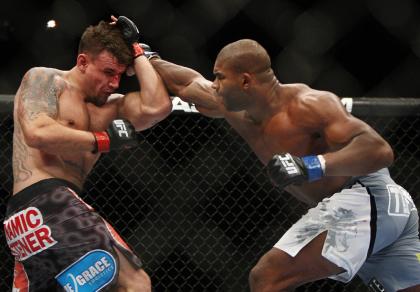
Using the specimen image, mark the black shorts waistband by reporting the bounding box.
[7,178,82,211]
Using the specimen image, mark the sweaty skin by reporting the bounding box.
[150,38,417,292]
[9,18,173,292]
[13,50,171,195]
[150,53,393,206]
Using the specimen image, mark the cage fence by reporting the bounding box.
[0,96,419,292]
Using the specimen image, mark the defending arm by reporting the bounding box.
[18,68,139,154]
[17,68,97,154]
[115,16,172,131]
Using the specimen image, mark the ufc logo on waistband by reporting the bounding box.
[278,154,298,175]
[387,184,416,217]
[114,120,129,138]
[368,278,385,292]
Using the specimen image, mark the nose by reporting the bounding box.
[211,79,219,91]
[109,75,120,89]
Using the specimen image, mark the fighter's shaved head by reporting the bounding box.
[216,39,271,76]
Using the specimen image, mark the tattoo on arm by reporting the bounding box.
[13,125,32,183]
[18,68,64,121]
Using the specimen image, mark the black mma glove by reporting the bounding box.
[116,16,144,58]
[140,43,160,60]
[267,153,325,188]
[92,119,139,153]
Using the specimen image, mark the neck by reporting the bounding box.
[65,67,88,100]
[245,78,282,124]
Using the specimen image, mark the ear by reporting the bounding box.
[76,53,89,72]
[242,73,252,90]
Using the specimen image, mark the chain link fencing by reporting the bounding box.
[0,97,419,291]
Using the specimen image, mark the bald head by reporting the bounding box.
[216,39,271,76]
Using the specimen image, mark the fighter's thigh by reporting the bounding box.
[115,247,151,292]
[400,284,420,292]
[252,232,344,287]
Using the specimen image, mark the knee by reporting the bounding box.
[249,263,264,291]
[249,260,295,292]
[136,269,152,288]
[125,269,151,292]
[249,263,278,292]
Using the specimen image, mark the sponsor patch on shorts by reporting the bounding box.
[55,249,116,292]
[4,206,57,260]
[368,277,385,292]
[417,253,420,263]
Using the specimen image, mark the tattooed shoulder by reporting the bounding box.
[18,67,67,121]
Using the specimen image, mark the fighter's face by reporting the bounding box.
[212,61,247,112]
[83,50,127,106]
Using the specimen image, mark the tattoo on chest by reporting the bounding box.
[13,126,32,183]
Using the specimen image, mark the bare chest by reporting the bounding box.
[57,93,114,131]
[227,113,326,164]
[57,95,90,130]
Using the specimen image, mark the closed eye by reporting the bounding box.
[214,73,224,80]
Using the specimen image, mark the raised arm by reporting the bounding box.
[17,67,96,154]
[117,54,172,131]
[111,16,172,131]
[150,57,225,118]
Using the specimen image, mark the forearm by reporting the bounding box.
[267,133,394,189]
[133,56,171,110]
[150,58,202,97]
[151,58,223,116]
[120,56,172,130]
[22,116,95,154]
[323,132,394,176]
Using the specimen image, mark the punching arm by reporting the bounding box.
[150,58,224,117]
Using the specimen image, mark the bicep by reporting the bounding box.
[323,114,369,149]
[299,92,368,148]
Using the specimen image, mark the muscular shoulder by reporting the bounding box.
[17,67,67,121]
[23,67,65,81]
[289,86,348,128]
[20,67,67,96]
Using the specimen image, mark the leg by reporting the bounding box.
[115,247,151,292]
[249,231,344,292]
[399,285,420,292]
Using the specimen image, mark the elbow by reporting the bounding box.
[131,98,172,130]
[19,115,56,150]
[148,100,172,123]
[159,96,173,117]
[147,95,173,119]
[373,138,394,169]
[23,127,44,149]
[381,142,394,167]
[151,88,173,117]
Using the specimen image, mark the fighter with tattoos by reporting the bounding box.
[4,16,171,291]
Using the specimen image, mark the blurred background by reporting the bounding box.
[1,0,420,291]
[2,0,420,96]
